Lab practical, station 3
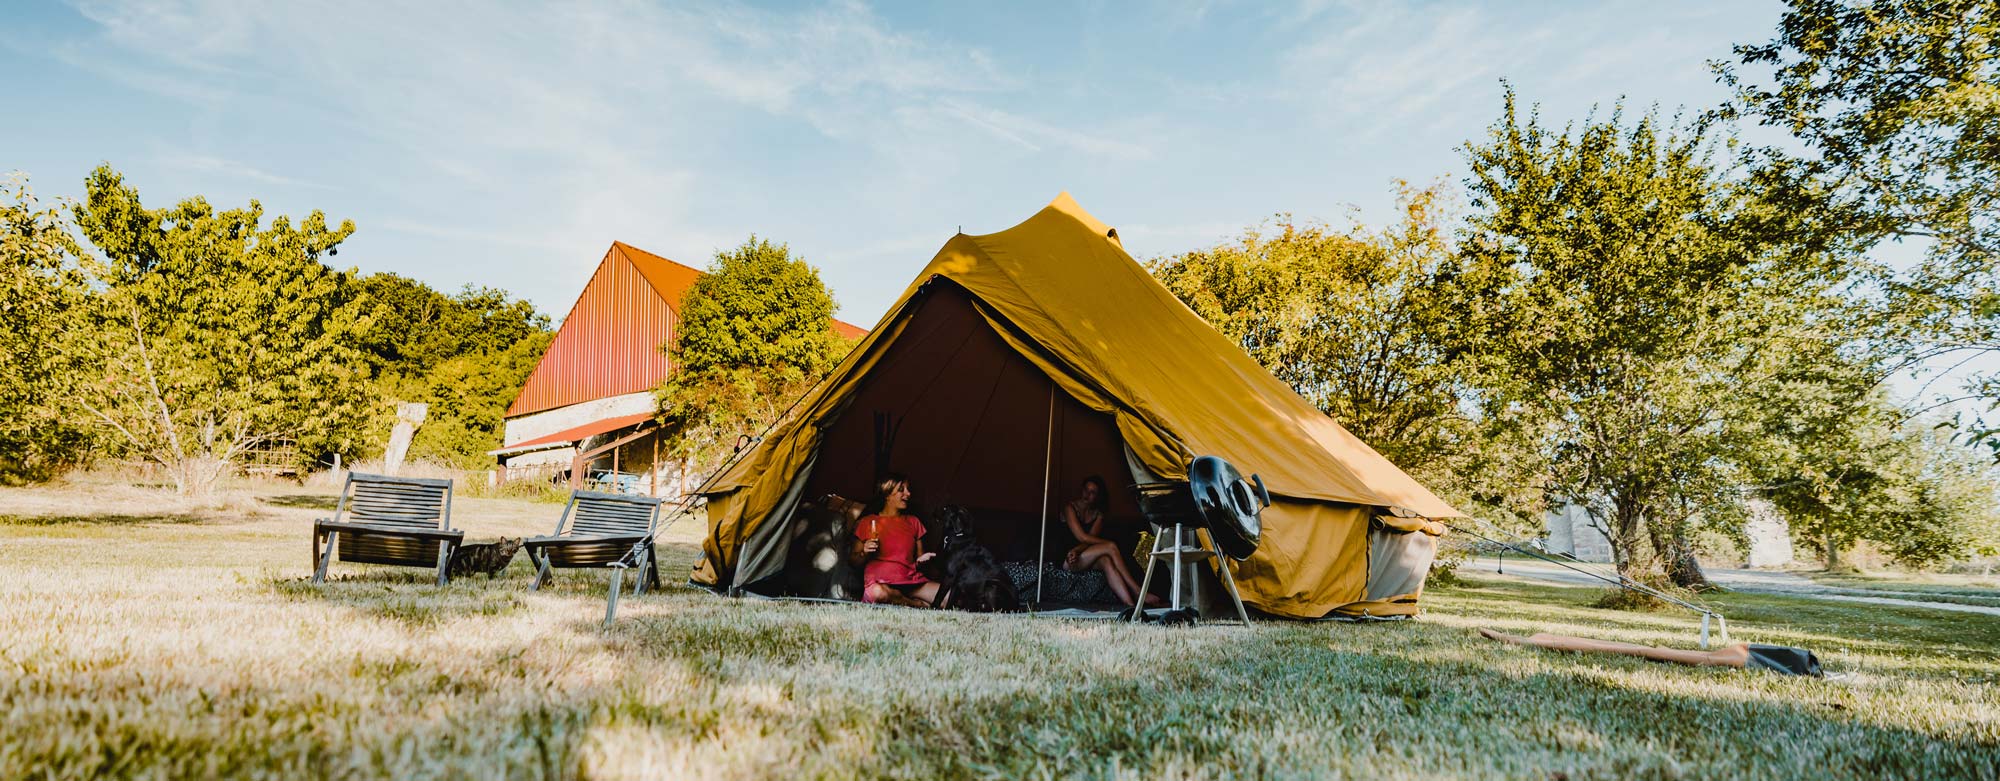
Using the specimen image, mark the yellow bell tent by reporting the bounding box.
[692,194,1457,619]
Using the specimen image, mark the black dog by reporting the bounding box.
[930,505,1022,612]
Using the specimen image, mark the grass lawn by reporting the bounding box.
[1802,571,2000,609]
[2,479,1996,780]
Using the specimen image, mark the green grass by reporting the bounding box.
[0,511,208,526]
[1,481,1996,780]
[1803,572,2000,608]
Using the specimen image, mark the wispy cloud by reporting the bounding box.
[371,218,570,253]
[1274,1,1745,138]
[156,153,330,189]
[28,0,1774,323]
[50,0,1065,305]
[935,99,1154,161]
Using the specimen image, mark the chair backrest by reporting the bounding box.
[556,490,664,538]
[334,472,454,531]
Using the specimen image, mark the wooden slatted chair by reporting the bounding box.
[525,490,665,626]
[312,473,463,586]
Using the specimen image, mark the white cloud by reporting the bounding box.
[1275,0,1753,137]
[52,0,1077,309]
[155,153,330,189]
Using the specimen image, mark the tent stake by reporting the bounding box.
[1035,384,1054,608]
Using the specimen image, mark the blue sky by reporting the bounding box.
[6,0,1782,326]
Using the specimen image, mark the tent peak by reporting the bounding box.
[1043,192,1121,246]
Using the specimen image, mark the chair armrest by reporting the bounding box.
[525,533,649,548]
[314,520,464,541]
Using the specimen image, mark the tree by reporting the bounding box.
[1456,90,1793,587]
[0,173,92,482]
[69,165,375,496]
[1718,0,2000,444]
[1750,372,2000,570]
[353,273,550,464]
[406,331,554,470]
[656,237,847,475]
[1150,183,1545,531]
[355,274,548,384]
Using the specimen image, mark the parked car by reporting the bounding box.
[588,470,643,495]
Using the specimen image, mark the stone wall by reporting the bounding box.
[1743,498,1795,568]
[1544,504,1614,563]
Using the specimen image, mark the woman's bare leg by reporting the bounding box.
[1076,542,1145,596]
[1101,548,1165,606]
[1074,543,1151,606]
[1071,541,1164,607]
[865,582,936,608]
[909,582,943,607]
[1091,556,1138,605]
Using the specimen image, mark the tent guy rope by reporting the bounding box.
[1442,517,1731,648]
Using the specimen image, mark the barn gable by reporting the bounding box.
[505,242,699,418]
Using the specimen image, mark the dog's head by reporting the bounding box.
[935,504,976,553]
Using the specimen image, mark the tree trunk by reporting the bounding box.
[169,454,228,499]
[1608,495,1650,579]
[1823,531,1841,570]
[1657,518,1714,591]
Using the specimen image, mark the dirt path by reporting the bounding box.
[1470,555,2000,617]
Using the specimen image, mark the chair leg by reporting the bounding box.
[645,544,661,591]
[314,530,339,584]
[604,566,625,628]
[435,540,453,586]
[633,548,654,596]
[531,549,552,591]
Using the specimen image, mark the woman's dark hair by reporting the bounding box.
[862,472,910,517]
[1081,475,1109,515]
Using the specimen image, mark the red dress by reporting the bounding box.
[855,513,929,602]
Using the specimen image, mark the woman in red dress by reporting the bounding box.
[850,473,940,607]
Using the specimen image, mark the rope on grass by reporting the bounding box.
[1441,517,1731,648]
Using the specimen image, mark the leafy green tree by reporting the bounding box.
[356,273,548,384]
[1718,0,2000,443]
[1456,90,1791,587]
[69,165,374,496]
[657,237,847,474]
[0,173,92,482]
[407,331,554,470]
[352,273,550,464]
[1750,371,2000,570]
[1150,183,1545,531]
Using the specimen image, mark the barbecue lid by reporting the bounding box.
[1189,455,1268,560]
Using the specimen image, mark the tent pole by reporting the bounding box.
[1036,384,1054,608]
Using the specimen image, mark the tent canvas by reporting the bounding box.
[694,194,1457,619]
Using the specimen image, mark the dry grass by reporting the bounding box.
[1,477,1996,780]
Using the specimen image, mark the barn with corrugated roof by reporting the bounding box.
[492,241,866,496]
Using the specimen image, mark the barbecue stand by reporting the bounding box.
[1130,456,1269,626]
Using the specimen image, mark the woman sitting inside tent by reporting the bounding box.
[1060,475,1163,609]
[850,473,940,607]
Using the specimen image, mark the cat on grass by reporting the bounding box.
[449,537,523,579]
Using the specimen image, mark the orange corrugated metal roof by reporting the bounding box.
[615,242,704,311]
[505,242,871,419]
[832,318,868,340]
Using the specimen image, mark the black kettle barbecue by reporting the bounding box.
[1130,455,1270,626]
